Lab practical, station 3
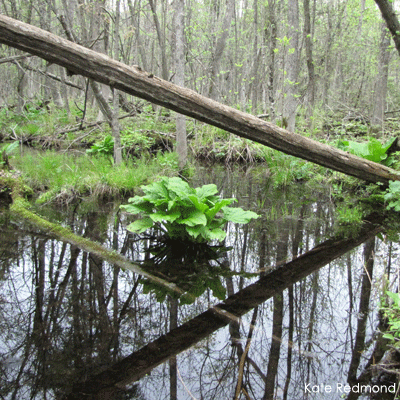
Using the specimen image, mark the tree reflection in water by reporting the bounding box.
[0,165,396,400]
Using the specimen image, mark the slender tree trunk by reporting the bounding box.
[169,297,179,400]
[112,0,122,165]
[266,0,277,122]
[303,0,315,122]
[374,0,400,56]
[263,223,289,400]
[371,23,391,136]
[208,0,235,101]
[174,0,187,170]
[284,0,300,132]
[148,0,168,80]
[347,237,375,386]
[250,0,259,112]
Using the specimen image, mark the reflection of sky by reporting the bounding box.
[0,180,397,399]
[138,240,397,400]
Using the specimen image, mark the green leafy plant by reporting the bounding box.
[120,177,259,303]
[0,141,19,169]
[336,137,396,166]
[120,176,259,243]
[381,291,400,345]
[86,135,114,158]
[384,180,400,211]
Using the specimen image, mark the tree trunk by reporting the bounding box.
[303,0,315,121]
[1,14,400,184]
[168,297,179,400]
[208,0,235,101]
[266,0,277,123]
[112,0,122,165]
[374,0,400,56]
[347,237,375,385]
[284,0,300,132]
[371,23,391,135]
[148,0,168,81]
[174,0,187,170]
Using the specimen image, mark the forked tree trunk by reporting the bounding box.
[1,14,400,184]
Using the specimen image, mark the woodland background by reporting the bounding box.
[0,0,398,136]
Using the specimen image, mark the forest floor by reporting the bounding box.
[0,101,400,208]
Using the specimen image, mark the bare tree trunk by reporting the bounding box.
[174,0,187,170]
[169,297,179,400]
[347,237,375,386]
[16,62,27,114]
[266,0,277,123]
[250,0,259,112]
[303,0,315,122]
[374,0,400,56]
[263,223,289,400]
[284,0,300,132]
[148,0,168,81]
[208,0,235,101]
[112,0,122,165]
[371,23,391,136]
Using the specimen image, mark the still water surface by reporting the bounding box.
[0,164,397,399]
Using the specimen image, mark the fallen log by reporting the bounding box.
[1,14,400,184]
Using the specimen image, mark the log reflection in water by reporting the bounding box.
[63,214,384,399]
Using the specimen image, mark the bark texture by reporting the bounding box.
[1,15,400,184]
[374,0,400,56]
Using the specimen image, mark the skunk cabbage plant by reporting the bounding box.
[120,176,259,243]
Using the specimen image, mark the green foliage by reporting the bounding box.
[381,291,400,345]
[384,180,400,212]
[121,176,259,243]
[86,135,114,158]
[12,150,179,204]
[336,137,396,166]
[0,141,19,167]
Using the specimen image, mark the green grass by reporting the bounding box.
[11,150,179,204]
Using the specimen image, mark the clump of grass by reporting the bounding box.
[11,150,179,204]
[191,126,271,163]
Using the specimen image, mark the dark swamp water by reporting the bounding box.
[0,164,398,400]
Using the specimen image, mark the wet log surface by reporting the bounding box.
[1,14,400,184]
[62,214,384,399]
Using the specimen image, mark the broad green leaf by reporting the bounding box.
[208,278,226,300]
[387,291,400,308]
[383,333,396,341]
[188,195,209,213]
[195,183,218,199]
[179,209,207,226]
[390,321,400,330]
[208,228,227,241]
[143,180,169,200]
[126,217,154,233]
[337,137,396,165]
[150,210,181,223]
[222,207,260,224]
[206,198,235,220]
[167,177,193,198]
[186,225,202,239]
[120,199,154,214]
